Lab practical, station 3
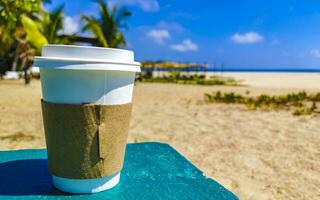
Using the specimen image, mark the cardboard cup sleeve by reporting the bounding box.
[41,100,132,179]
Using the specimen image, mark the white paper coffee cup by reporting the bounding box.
[33,45,140,194]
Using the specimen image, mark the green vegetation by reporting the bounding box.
[0,0,131,83]
[139,71,237,86]
[0,132,35,142]
[141,61,207,69]
[81,0,131,47]
[0,0,44,76]
[39,4,73,44]
[204,91,320,116]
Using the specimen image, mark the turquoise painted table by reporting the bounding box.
[0,142,238,200]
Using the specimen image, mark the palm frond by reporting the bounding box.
[81,0,131,48]
[21,15,48,53]
[115,7,131,29]
[48,4,64,43]
[81,15,108,47]
[111,32,126,47]
[81,16,93,32]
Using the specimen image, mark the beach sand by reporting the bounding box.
[154,71,320,89]
[0,77,319,200]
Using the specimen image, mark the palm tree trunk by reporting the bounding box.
[21,57,31,84]
[11,48,19,71]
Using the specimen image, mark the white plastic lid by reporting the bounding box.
[33,45,140,72]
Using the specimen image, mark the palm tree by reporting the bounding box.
[40,5,64,44]
[39,4,75,44]
[81,0,131,48]
[0,0,43,48]
[0,0,48,81]
[0,1,76,83]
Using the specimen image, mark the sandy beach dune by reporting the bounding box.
[0,77,319,200]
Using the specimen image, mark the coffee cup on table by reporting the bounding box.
[33,45,140,194]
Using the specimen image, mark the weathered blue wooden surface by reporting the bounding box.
[0,142,238,200]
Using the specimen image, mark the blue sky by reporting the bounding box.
[45,0,320,69]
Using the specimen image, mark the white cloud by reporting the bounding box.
[61,16,79,35]
[231,32,264,44]
[171,39,198,52]
[310,49,320,58]
[110,0,159,12]
[147,29,170,44]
